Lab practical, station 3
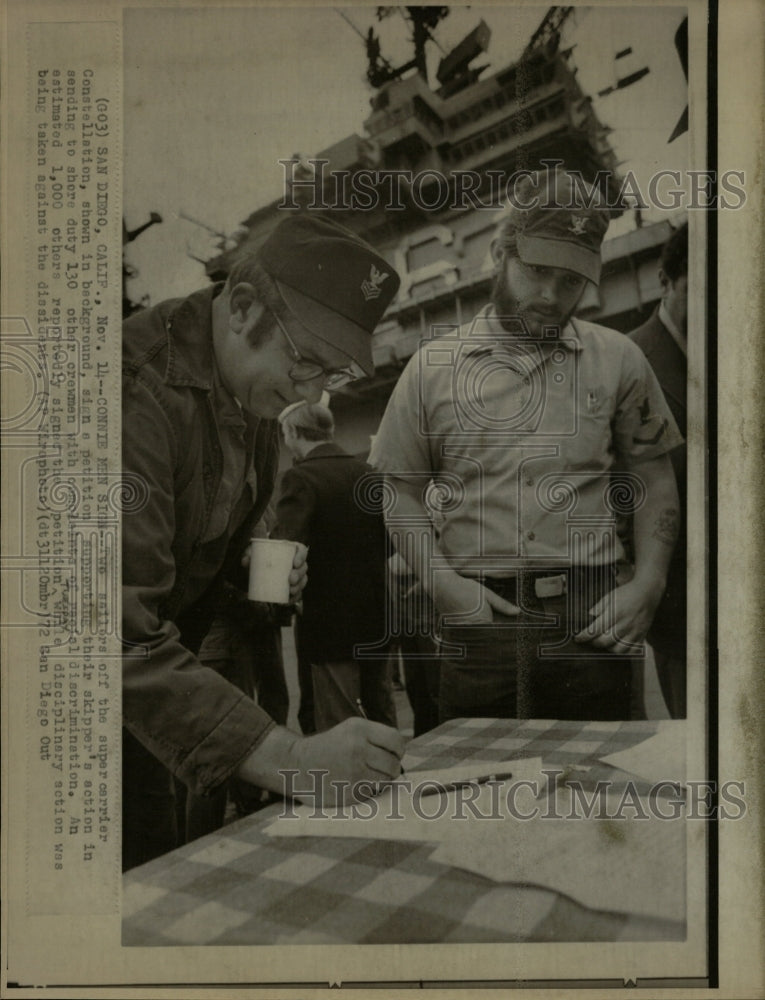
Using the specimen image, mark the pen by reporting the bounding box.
[415,771,514,797]
[355,698,407,777]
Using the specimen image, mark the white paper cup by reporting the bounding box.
[248,539,299,604]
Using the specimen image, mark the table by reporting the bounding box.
[122,718,686,946]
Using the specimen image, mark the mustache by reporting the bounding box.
[525,303,562,319]
[491,274,570,330]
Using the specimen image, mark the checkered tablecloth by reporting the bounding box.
[122,718,686,946]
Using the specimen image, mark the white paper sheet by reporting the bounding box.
[430,787,686,923]
[599,722,686,785]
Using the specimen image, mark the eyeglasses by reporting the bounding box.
[270,309,364,391]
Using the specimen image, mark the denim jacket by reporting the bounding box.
[122,284,280,795]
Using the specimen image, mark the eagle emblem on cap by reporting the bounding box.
[361,264,389,301]
[569,215,588,235]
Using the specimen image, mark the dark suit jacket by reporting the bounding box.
[272,443,389,661]
[629,309,687,655]
[630,309,686,437]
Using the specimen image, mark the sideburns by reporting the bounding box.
[246,308,278,348]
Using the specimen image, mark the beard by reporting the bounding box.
[490,266,574,340]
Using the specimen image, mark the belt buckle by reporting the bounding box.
[534,573,567,598]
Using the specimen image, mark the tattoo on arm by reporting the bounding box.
[652,508,680,546]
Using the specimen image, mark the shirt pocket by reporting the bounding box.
[563,407,612,472]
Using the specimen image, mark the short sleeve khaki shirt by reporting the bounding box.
[369,305,683,573]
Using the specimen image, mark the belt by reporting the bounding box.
[484,566,616,600]
[532,573,568,598]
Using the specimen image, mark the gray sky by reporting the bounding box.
[123,4,688,305]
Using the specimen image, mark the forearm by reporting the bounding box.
[122,595,277,796]
[383,476,518,623]
[576,457,679,650]
[236,718,407,805]
[383,475,448,597]
[235,725,300,793]
[631,454,680,593]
